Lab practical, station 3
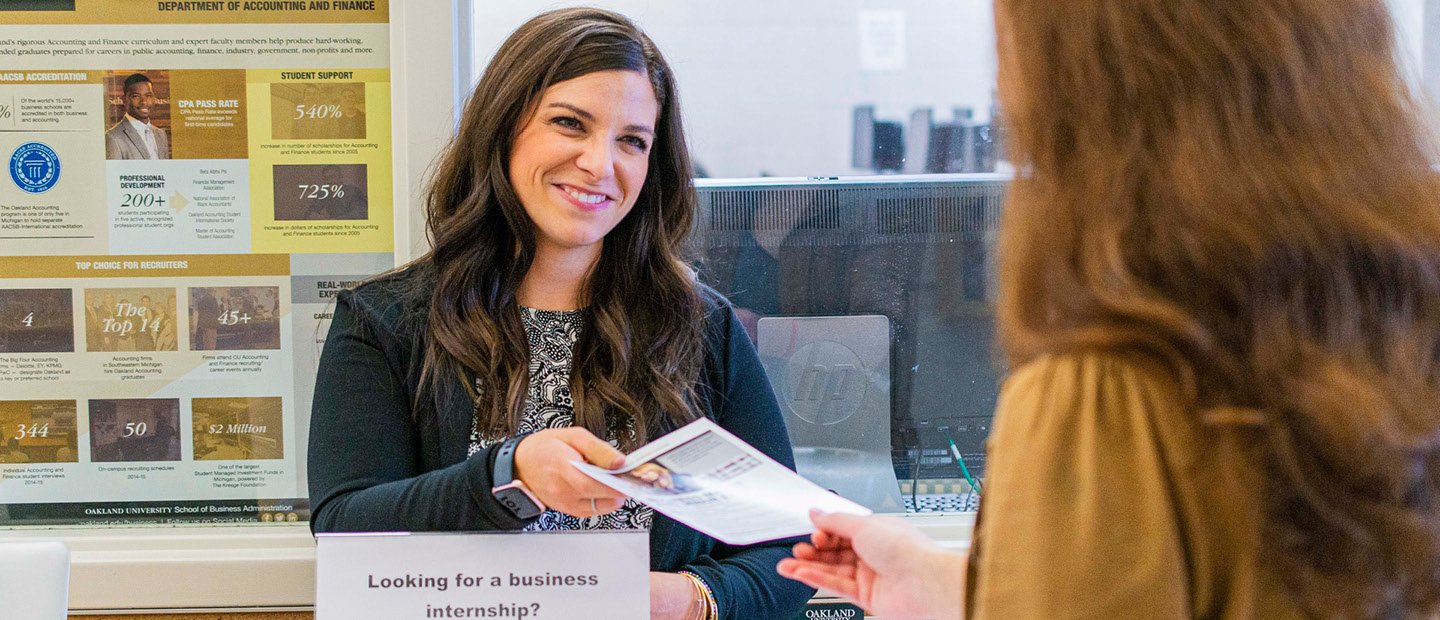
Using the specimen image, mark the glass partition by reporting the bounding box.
[693,175,1002,514]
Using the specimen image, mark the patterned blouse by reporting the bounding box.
[467,307,654,532]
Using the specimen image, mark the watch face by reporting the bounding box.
[494,485,544,520]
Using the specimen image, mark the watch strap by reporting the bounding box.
[490,434,545,520]
[493,434,524,486]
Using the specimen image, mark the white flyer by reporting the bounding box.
[573,418,871,545]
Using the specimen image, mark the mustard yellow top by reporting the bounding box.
[965,353,1305,619]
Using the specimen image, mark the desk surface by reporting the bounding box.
[14,513,973,614]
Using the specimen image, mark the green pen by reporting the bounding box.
[939,426,982,497]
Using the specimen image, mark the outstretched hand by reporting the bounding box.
[513,427,629,518]
[777,510,966,620]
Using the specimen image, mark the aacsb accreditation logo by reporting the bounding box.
[9,142,61,194]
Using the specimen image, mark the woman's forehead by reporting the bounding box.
[531,70,659,122]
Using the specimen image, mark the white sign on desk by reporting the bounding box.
[315,530,649,620]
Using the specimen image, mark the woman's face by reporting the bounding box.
[508,69,658,258]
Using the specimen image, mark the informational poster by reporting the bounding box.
[0,1,393,526]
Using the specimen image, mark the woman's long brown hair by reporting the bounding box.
[414,7,702,450]
[995,0,1440,615]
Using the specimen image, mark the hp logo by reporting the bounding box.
[781,340,868,426]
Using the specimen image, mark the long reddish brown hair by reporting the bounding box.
[995,0,1440,615]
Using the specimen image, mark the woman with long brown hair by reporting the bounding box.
[780,1,1440,618]
[308,8,813,619]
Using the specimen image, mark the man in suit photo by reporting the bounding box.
[105,73,169,160]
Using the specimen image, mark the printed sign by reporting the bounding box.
[315,531,650,620]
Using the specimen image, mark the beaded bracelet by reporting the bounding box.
[678,570,719,620]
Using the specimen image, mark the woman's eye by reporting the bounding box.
[551,116,582,130]
[621,135,650,151]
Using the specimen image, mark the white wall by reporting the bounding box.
[1391,0,1427,87]
[1427,0,1440,100]
[474,1,1440,180]
[393,0,464,260]
[471,1,996,178]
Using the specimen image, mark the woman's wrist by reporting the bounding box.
[677,570,718,620]
[683,579,706,620]
[650,571,706,620]
[918,547,967,619]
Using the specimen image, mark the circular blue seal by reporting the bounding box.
[9,142,61,194]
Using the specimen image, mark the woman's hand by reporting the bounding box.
[777,510,966,620]
[649,572,703,620]
[513,427,629,518]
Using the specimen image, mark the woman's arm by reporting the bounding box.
[780,511,966,620]
[307,289,532,532]
[673,300,817,620]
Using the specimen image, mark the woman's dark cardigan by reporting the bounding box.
[308,265,815,619]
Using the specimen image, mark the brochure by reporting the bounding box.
[573,418,872,545]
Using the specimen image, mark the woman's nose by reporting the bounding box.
[574,137,616,180]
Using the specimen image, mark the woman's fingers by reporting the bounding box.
[775,557,803,577]
[786,558,857,581]
[558,466,628,499]
[811,526,851,552]
[513,429,628,514]
[561,428,626,469]
[548,472,627,517]
[593,497,624,513]
[810,510,871,541]
[792,543,860,572]
[794,545,859,566]
[567,496,624,517]
[543,487,625,518]
[777,560,861,600]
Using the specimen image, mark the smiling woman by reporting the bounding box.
[307,7,814,620]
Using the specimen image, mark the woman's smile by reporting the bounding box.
[554,183,616,211]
